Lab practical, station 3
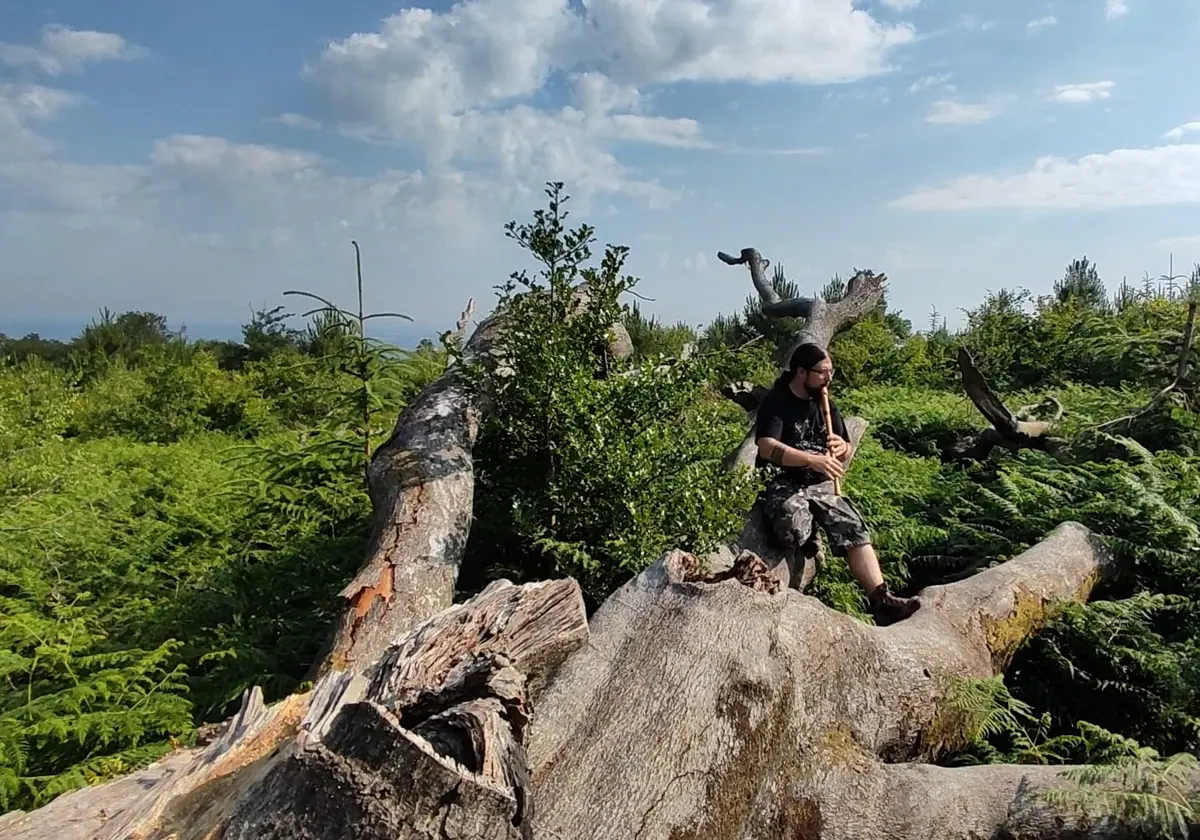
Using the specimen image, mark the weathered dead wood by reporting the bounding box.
[223,577,586,840]
[313,290,630,679]
[717,247,886,355]
[719,380,769,413]
[522,522,1167,840]
[0,687,311,840]
[810,758,1200,840]
[949,347,1068,461]
[6,529,1194,840]
[1097,298,1197,432]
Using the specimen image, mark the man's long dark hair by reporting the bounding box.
[773,342,828,389]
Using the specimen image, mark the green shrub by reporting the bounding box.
[462,184,761,603]
[0,359,78,452]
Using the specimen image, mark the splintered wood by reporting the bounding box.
[221,578,587,840]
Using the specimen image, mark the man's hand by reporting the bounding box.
[810,453,845,481]
[827,432,850,461]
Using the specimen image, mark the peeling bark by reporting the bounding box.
[0,579,587,840]
[0,686,311,840]
[224,577,586,840]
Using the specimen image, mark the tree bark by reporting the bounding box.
[0,579,587,840]
[222,577,587,840]
[6,529,1196,840]
[716,247,887,356]
[521,521,1155,840]
[313,293,631,679]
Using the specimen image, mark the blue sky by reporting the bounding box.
[1,0,1198,343]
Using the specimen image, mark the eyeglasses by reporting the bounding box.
[810,367,835,378]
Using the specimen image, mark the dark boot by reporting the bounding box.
[868,583,920,626]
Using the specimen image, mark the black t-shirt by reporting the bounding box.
[754,383,848,485]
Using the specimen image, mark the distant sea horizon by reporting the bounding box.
[0,318,440,350]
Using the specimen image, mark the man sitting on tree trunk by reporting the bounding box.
[755,343,920,626]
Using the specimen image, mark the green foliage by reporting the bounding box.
[0,436,234,808]
[0,259,444,808]
[0,359,78,450]
[462,183,761,602]
[1055,256,1110,312]
[624,301,698,360]
[69,346,276,443]
[940,675,1200,838]
[1043,753,1200,839]
[934,675,1142,765]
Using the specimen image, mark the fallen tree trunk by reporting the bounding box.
[522,520,1178,840]
[222,577,588,840]
[313,293,631,678]
[0,579,588,840]
[10,523,1186,840]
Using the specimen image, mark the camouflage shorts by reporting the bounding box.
[761,477,872,557]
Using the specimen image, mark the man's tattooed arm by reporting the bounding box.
[756,437,814,468]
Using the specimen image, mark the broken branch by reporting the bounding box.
[949,348,1067,460]
[1096,299,1197,431]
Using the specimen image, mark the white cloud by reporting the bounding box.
[893,143,1200,210]
[960,15,997,31]
[1165,121,1200,141]
[0,82,81,160]
[1,4,918,331]
[150,134,321,178]
[1049,81,1115,104]
[881,0,921,10]
[0,24,145,75]
[302,0,914,195]
[0,95,504,326]
[270,113,323,131]
[1106,0,1128,19]
[924,99,997,124]
[909,72,954,93]
[1027,15,1058,31]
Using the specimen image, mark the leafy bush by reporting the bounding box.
[462,183,761,603]
[69,347,276,443]
[0,359,78,451]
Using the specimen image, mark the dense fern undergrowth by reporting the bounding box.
[4,185,1200,828]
